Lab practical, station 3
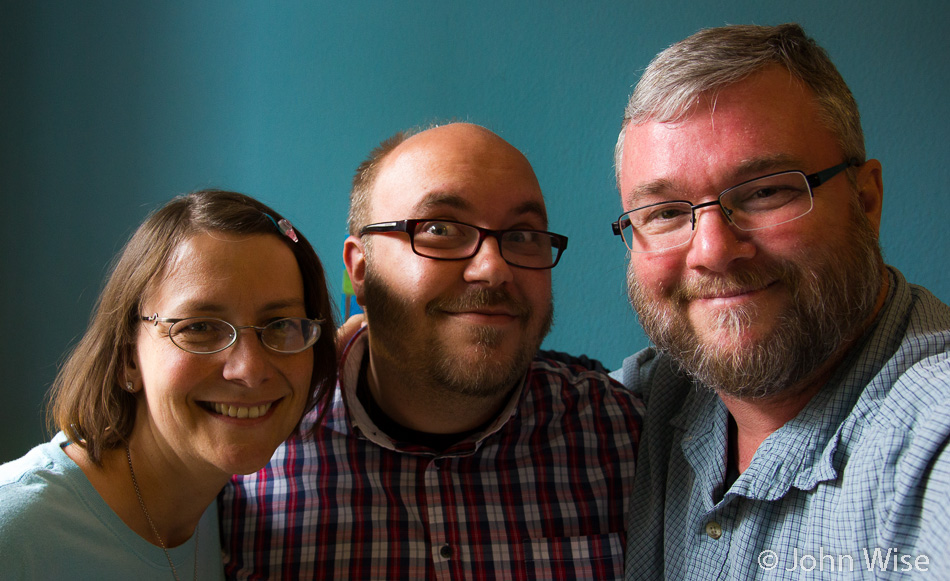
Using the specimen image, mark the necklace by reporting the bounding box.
[126,445,199,581]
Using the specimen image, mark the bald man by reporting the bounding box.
[220,123,643,580]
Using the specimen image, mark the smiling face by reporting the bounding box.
[128,232,313,476]
[619,66,885,398]
[346,124,554,399]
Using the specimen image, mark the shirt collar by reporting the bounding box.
[337,326,528,456]
[676,267,909,502]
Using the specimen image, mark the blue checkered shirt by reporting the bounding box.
[616,268,950,579]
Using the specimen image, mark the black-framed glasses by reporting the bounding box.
[611,159,860,253]
[141,314,324,354]
[360,219,569,269]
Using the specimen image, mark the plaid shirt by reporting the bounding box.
[617,267,950,580]
[220,329,643,580]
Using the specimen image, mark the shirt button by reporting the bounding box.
[705,521,723,539]
[440,544,453,559]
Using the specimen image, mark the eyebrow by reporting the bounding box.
[625,154,805,207]
[412,192,549,227]
[625,178,680,208]
[160,298,307,317]
[730,154,803,180]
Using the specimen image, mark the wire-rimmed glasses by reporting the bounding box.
[611,159,859,253]
[141,314,324,354]
[360,219,569,269]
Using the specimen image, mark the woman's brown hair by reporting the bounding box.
[47,189,337,465]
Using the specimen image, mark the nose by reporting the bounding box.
[684,205,755,273]
[221,329,273,388]
[463,236,515,287]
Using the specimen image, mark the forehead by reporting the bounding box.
[370,126,547,226]
[619,66,843,206]
[144,232,304,311]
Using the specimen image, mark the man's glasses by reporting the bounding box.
[360,219,568,269]
[611,160,860,253]
[141,314,324,354]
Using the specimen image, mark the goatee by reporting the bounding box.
[362,265,553,399]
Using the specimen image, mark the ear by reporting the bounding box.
[121,346,142,393]
[343,235,367,305]
[855,159,884,236]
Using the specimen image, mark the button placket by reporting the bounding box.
[426,457,452,577]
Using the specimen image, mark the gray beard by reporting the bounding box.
[628,197,884,400]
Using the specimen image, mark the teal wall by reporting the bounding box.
[2,1,948,462]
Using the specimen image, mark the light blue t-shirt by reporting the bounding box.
[0,432,225,580]
[616,268,950,580]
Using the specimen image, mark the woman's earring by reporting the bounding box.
[125,381,135,393]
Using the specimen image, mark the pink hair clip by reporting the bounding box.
[264,213,299,243]
[277,218,299,243]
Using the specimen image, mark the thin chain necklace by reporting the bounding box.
[126,445,199,581]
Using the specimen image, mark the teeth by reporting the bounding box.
[212,402,272,419]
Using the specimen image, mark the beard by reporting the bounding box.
[361,262,554,400]
[628,196,884,400]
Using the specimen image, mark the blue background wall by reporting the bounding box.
[2,1,948,462]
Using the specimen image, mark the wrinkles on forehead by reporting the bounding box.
[624,152,808,208]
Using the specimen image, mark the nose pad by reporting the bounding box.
[720,205,735,222]
[693,202,738,231]
[686,199,735,234]
[686,203,755,272]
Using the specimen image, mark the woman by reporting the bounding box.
[0,190,337,579]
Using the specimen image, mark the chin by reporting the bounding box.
[212,441,281,476]
[230,461,273,476]
[698,322,773,348]
[691,300,780,339]
[224,456,275,477]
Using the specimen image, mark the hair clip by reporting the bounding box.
[264,213,299,243]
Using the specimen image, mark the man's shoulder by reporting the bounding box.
[905,284,950,361]
[535,350,611,374]
[870,274,950,425]
[869,330,950,443]
[530,351,644,410]
[532,350,626,393]
[525,353,644,446]
[607,346,693,406]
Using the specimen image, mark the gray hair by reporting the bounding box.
[615,23,865,188]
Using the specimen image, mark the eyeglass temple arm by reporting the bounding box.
[359,221,407,235]
[807,158,861,188]
[611,216,629,236]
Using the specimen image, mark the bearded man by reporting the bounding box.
[611,23,950,580]
[220,122,643,580]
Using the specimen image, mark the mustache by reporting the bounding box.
[426,287,531,320]
[670,261,799,303]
